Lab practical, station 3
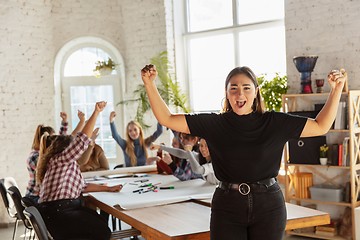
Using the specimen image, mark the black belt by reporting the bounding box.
[218,178,277,195]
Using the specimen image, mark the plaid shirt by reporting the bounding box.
[38,132,91,203]
[26,121,68,197]
[172,159,203,181]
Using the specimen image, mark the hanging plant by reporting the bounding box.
[93,58,118,77]
[117,51,190,129]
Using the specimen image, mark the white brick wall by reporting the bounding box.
[0,0,173,223]
[285,0,360,93]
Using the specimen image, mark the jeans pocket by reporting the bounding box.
[265,182,281,194]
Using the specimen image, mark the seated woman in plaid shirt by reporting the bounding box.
[25,112,68,203]
[36,102,123,240]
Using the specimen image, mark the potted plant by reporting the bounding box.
[117,51,190,129]
[257,73,289,111]
[319,144,328,165]
[93,58,117,77]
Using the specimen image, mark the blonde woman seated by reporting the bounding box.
[77,128,109,172]
[151,138,218,184]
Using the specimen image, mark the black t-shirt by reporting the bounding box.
[185,110,307,183]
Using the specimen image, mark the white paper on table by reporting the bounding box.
[88,174,216,210]
[81,165,156,179]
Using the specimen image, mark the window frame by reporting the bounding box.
[183,0,285,112]
[174,0,287,180]
[54,37,127,166]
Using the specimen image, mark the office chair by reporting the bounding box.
[23,206,53,240]
[0,178,20,240]
[7,185,35,239]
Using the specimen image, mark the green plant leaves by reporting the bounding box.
[258,73,289,111]
[117,51,190,129]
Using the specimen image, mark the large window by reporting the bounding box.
[62,47,122,162]
[185,0,286,112]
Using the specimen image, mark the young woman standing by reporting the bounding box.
[141,64,344,240]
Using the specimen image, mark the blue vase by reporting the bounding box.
[293,56,318,94]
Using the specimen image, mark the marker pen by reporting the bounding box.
[160,186,175,190]
[133,188,143,193]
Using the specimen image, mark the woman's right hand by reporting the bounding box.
[141,64,157,85]
[109,111,116,123]
[150,142,161,150]
[60,112,68,122]
[95,101,107,113]
[78,110,85,122]
[146,156,161,165]
[163,152,173,164]
[91,128,100,142]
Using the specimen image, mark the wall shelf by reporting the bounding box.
[288,231,346,240]
[282,90,360,240]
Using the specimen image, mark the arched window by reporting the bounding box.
[55,37,126,167]
[64,47,117,77]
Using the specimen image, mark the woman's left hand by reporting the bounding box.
[91,128,100,142]
[184,144,192,151]
[108,184,124,192]
[163,152,173,164]
[327,70,345,92]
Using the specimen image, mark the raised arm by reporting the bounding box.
[77,143,94,166]
[109,111,126,149]
[141,64,189,134]
[59,112,68,134]
[301,70,346,138]
[71,110,86,136]
[187,150,205,175]
[77,128,100,167]
[81,102,107,137]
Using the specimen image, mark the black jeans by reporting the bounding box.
[210,182,286,240]
[38,198,111,240]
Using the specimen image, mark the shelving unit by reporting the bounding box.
[282,90,360,240]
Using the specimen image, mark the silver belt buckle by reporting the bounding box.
[238,183,250,195]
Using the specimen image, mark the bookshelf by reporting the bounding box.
[282,90,360,240]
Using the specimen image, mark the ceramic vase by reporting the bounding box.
[319,157,328,165]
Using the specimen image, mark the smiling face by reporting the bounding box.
[199,138,210,160]
[226,73,258,115]
[127,123,140,140]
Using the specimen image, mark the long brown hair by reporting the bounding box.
[32,125,55,151]
[36,133,73,185]
[125,121,150,167]
[221,66,265,114]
